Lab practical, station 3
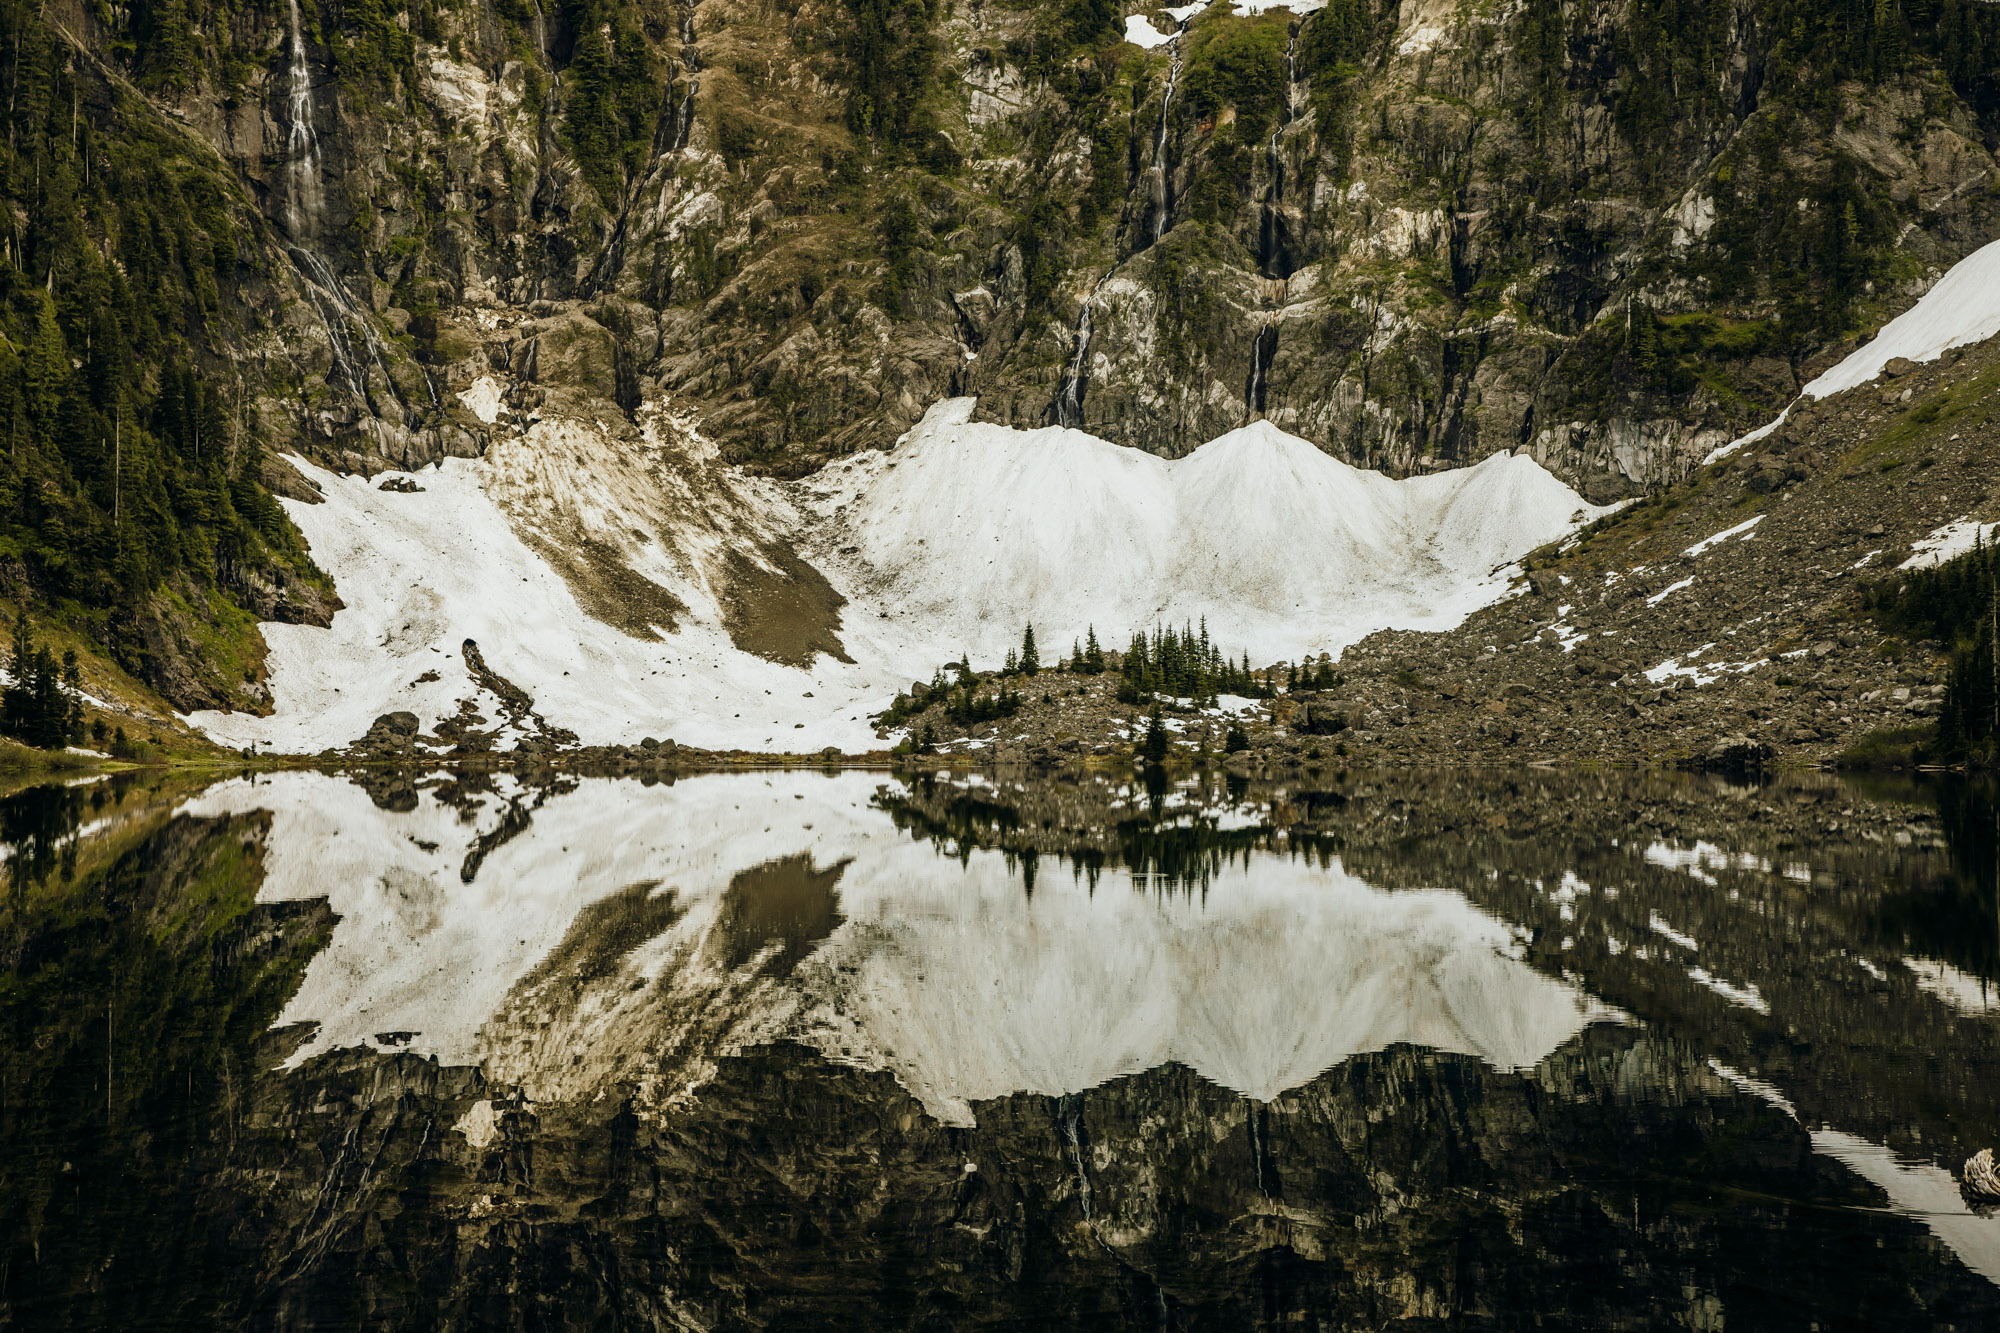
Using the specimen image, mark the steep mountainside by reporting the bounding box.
[4,0,1999,730]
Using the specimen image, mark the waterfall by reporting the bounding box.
[1051,267,1116,428]
[1054,294,1095,428]
[1245,318,1276,417]
[1246,1097,1275,1198]
[280,0,408,418]
[1245,23,1304,419]
[1146,18,1190,247]
[1256,25,1303,280]
[282,0,322,241]
[1058,1094,1094,1219]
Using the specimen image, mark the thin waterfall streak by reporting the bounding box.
[1053,269,1114,428]
[1060,1097,1093,1220]
[282,3,413,417]
[1148,19,1188,246]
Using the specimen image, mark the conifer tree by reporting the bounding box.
[1021,622,1039,675]
[1143,705,1169,766]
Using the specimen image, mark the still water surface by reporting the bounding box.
[3,767,1999,1329]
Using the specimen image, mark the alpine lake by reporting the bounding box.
[4,763,1999,1330]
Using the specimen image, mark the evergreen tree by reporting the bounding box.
[1021,622,1039,675]
[1084,625,1104,674]
[1,618,80,749]
[1142,705,1169,766]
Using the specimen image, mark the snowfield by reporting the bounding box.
[185,771,1617,1125]
[187,396,1606,753]
[1708,234,2000,463]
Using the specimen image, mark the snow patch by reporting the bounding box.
[186,398,1608,754]
[455,1099,500,1149]
[1904,955,1999,1016]
[1899,518,1998,570]
[1123,14,1173,47]
[810,402,1610,675]
[1712,1061,2000,1284]
[1684,514,1763,556]
[1688,967,1770,1015]
[1706,236,2000,463]
[1645,576,1694,607]
[458,375,505,425]
[1647,910,1700,951]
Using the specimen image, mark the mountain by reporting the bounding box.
[2,0,1998,747]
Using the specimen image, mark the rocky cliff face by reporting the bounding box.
[51,0,2000,498]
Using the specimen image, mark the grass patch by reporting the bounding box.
[1835,724,1937,771]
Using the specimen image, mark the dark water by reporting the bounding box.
[4,766,2000,1330]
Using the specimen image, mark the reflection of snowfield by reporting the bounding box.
[1713,1062,2000,1285]
[184,771,1614,1125]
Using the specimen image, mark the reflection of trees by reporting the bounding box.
[1868,775,2000,982]
[0,781,85,891]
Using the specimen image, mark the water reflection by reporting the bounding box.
[2,766,1999,1329]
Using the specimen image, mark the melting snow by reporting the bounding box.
[1706,235,2000,463]
[1904,955,1999,1016]
[1123,14,1173,47]
[185,399,1607,753]
[1900,518,1998,570]
[1684,514,1763,556]
[1712,1061,2000,1284]
[1688,967,1769,1014]
[1647,910,1701,951]
[1646,576,1695,607]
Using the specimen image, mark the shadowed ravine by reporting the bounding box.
[3,769,1999,1329]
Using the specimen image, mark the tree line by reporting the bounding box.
[0,1,324,695]
[1866,536,1999,765]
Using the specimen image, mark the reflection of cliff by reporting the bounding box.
[0,809,334,1329]
[892,767,2000,1207]
[10,771,2000,1325]
[70,1027,2000,1329]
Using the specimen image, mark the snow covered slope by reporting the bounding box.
[1709,235,2000,462]
[187,398,1605,752]
[807,402,1606,675]
[186,771,1616,1125]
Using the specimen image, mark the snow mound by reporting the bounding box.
[813,403,1605,670]
[1707,235,2000,463]
[1124,14,1173,47]
[185,771,1615,1123]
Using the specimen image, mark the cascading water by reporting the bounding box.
[1050,262,1122,428]
[1246,1098,1276,1199]
[1053,289,1097,428]
[281,0,409,417]
[1245,23,1306,419]
[1145,17,1190,247]
[1245,318,1277,417]
[1256,27,1301,281]
[281,0,322,241]
[1058,1093,1094,1220]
